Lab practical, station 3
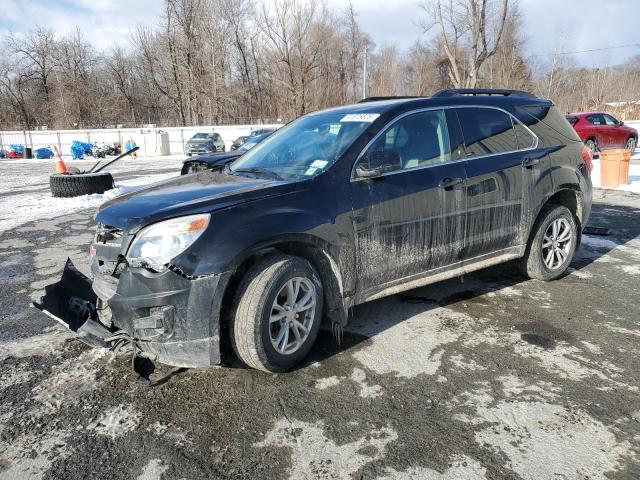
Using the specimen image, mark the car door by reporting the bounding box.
[454,107,528,258]
[350,109,467,296]
[603,114,625,147]
[586,114,608,148]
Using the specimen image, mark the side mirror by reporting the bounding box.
[618,121,624,126]
[355,151,402,178]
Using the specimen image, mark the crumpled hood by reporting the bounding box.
[96,171,295,232]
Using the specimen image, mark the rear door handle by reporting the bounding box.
[522,156,540,168]
[438,177,464,189]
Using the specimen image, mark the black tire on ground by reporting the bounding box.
[585,139,597,152]
[519,204,578,281]
[49,172,115,198]
[231,254,323,373]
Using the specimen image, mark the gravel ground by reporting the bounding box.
[0,160,639,480]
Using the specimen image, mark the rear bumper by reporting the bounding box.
[35,259,230,368]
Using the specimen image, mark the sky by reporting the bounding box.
[0,0,638,68]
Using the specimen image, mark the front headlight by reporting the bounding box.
[127,214,210,270]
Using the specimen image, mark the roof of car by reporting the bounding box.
[567,112,603,117]
[312,90,552,119]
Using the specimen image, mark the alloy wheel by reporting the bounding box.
[626,138,636,152]
[541,218,573,270]
[269,277,316,355]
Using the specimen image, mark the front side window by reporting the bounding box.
[358,110,451,172]
[603,114,619,126]
[457,108,519,157]
[231,111,376,179]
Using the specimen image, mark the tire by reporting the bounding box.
[231,255,323,372]
[584,139,597,152]
[49,172,115,198]
[625,137,636,152]
[520,205,578,281]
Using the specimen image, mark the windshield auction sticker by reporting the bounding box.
[340,113,380,123]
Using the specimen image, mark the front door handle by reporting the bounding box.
[438,177,464,189]
[522,156,540,168]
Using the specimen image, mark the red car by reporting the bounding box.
[565,112,637,152]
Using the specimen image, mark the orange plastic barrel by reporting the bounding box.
[600,149,631,188]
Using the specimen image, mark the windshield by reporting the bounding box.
[192,133,211,140]
[231,112,376,179]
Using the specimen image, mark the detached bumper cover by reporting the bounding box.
[34,258,111,349]
[35,258,229,368]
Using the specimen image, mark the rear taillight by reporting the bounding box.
[581,146,593,173]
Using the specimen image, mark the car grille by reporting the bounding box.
[183,161,212,174]
[95,224,124,247]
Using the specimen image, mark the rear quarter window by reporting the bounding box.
[515,105,581,147]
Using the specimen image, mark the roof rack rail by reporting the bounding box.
[358,96,423,103]
[432,88,538,99]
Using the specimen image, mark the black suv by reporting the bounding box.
[38,89,592,374]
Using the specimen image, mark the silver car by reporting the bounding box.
[185,132,225,155]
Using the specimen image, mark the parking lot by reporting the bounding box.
[1,160,639,480]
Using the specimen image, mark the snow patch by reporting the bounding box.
[315,376,341,390]
[88,404,141,439]
[255,419,397,479]
[621,264,640,275]
[0,155,182,234]
[475,401,632,480]
[0,430,71,480]
[0,363,35,390]
[350,368,384,398]
[566,266,593,279]
[348,302,475,378]
[377,456,487,479]
[0,328,73,359]
[136,459,169,480]
[31,347,107,415]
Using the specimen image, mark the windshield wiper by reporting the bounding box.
[233,167,283,180]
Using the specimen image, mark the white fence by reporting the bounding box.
[0,124,283,157]
[1,119,639,158]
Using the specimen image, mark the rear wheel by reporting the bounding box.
[231,255,323,372]
[584,139,597,153]
[520,205,577,281]
[625,137,636,152]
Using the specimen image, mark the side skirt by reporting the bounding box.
[357,245,524,304]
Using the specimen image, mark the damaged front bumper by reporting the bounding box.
[34,258,229,369]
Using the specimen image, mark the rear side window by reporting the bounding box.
[565,116,578,126]
[456,108,519,157]
[586,114,606,125]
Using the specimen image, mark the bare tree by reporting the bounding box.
[5,27,58,125]
[420,0,509,88]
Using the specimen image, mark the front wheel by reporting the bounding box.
[584,139,597,153]
[520,205,578,281]
[231,255,323,372]
[625,137,636,152]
